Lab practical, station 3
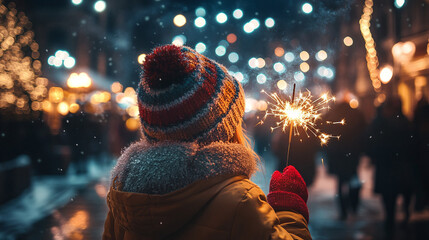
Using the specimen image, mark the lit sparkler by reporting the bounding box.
[260,84,344,165]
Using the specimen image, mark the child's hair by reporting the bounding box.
[230,121,260,163]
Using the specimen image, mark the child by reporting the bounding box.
[103,45,312,240]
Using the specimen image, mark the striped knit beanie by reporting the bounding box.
[137,44,245,144]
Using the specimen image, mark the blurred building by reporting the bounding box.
[335,0,429,119]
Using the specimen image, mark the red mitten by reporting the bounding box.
[267,165,309,222]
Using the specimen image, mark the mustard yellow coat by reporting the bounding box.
[103,175,311,240]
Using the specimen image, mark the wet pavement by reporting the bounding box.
[2,155,429,240]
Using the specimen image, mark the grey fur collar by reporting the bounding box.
[111,140,258,194]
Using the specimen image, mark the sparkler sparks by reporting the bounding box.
[260,88,344,146]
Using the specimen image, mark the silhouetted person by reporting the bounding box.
[324,101,366,220]
[366,97,415,236]
[413,95,429,211]
[271,130,318,187]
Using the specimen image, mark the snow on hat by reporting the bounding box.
[137,44,245,143]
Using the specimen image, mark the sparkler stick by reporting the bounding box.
[286,84,296,166]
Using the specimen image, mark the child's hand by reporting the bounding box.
[267,166,309,222]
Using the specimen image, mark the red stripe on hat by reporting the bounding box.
[139,63,218,126]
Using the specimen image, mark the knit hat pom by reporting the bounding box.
[142,45,196,90]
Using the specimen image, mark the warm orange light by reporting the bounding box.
[257,58,265,68]
[67,72,92,88]
[49,87,64,103]
[349,99,359,109]
[126,118,140,131]
[392,41,416,64]
[69,103,80,113]
[300,51,309,61]
[127,105,139,117]
[277,80,287,90]
[111,81,123,93]
[274,47,285,57]
[57,102,69,115]
[226,33,237,44]
[173,14,186,27]
[42,100,52,112]
[137,54,146,65]
[300,62,310,72]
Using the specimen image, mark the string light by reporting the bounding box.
[359,0,381,91]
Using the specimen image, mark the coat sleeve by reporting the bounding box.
[230,185,311,240]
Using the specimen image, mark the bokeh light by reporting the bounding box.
[173,14,186,27]
[294,71,305,81]
[227,33,237,43]
[172,35,186,46]
[63,57,76,69]
[194,17,206,28]
[257,58,266,68]
[315,50,328,61]
[300,62,310,72]
[234,72,244,82]
[233,9,243,19]
[277,80,287,90]
[71,0,83,6]
[137,53,146,64]
[111,82,123,93]
[195,42,206,53]
[256,73,267,84]
[343,36,353,46]
[265,18,275,28]
[274,47,285,57]
[94,0,106,12]
[57,102,69,116]
[216,12,228,24]
[248,57,258,68]
[379,65,393,84]
[228,52,239,63]
[195,7,206,17]
[394,0,405,8]
[300,51,310,61]
[349,99,359,109]
[273,62,286,73]
[284,52,295,62]
[215,45,226,56]
[302,3,313,14]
